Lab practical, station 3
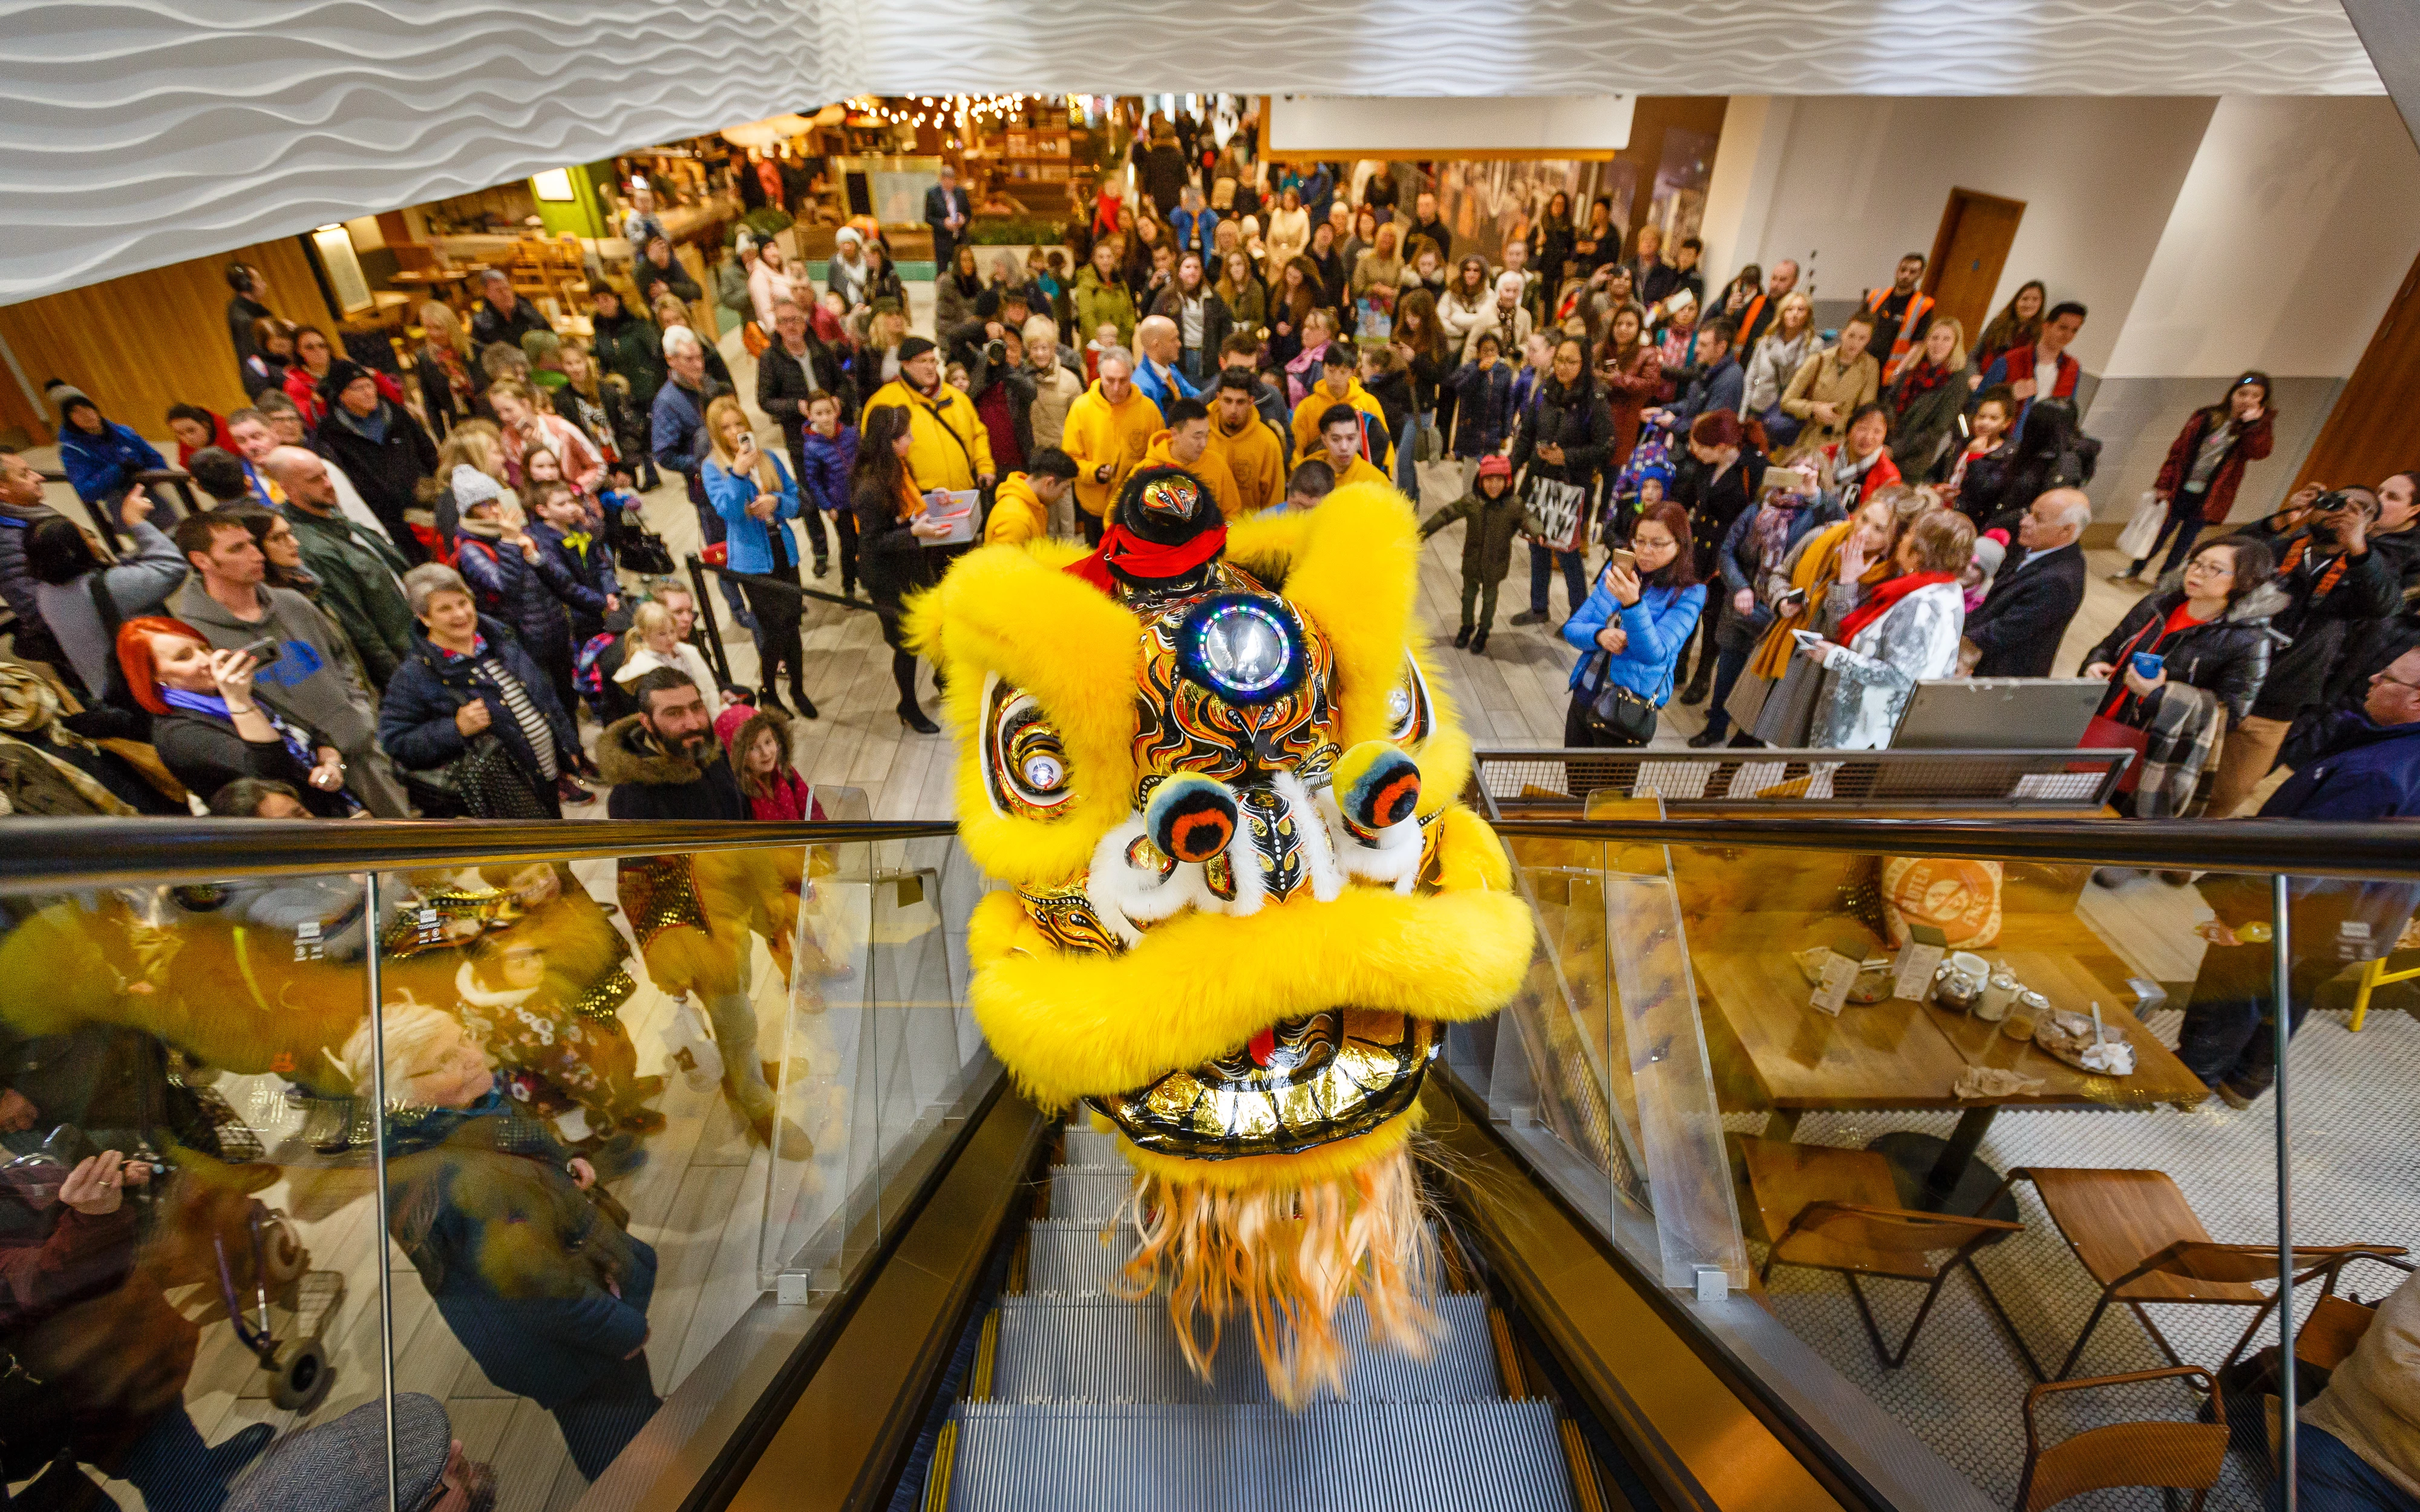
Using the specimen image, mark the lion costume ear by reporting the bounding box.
[1227,481,1471,812]
[905,543,1145,885]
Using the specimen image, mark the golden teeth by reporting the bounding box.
[1090,1011,1439,1160]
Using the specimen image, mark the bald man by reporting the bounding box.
[263,446,416,686]
[1963,487,2092,678]
[1130,314,1201,413]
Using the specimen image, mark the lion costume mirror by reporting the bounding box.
[908,468,1532,1404]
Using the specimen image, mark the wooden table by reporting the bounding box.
[1692,916,2208,1221]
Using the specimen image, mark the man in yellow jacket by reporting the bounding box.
[1060,346,1163,544]
[860,336,995,495]
[1313,402,1393,491]
[1209,368,1286,515]
[1287,341,1393,471]
[983,448,1078,546]
[1137,397,1244,521]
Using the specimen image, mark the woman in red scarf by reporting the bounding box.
[1797,509,1976,750]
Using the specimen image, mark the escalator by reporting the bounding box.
[923,1120,1594,1512]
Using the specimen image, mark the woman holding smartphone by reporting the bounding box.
[1560,501,1705,748]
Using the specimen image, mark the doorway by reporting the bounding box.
[1925,188,2026,343]
[2293,248,2420,494]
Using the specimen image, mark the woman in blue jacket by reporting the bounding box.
[702,396,817,717]
[1560,500,1705,748]
[48,381,165,534]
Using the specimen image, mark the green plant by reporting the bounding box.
[967,218,1065,247]
[732,207,794,244]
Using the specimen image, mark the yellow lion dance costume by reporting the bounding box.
[908,469,1532,1405]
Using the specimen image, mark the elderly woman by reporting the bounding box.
[1796,509,1978,750]
[115,614,353,815]
[378,562,584,815]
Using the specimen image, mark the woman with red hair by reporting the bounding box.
[115,616,352,815]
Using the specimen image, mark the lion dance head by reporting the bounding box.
[908,469,1533,1402]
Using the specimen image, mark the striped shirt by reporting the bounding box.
[477,653,558,781]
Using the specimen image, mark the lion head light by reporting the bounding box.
[907,469,1532,1403]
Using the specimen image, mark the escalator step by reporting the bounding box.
[1023,1219,1141,1297]
[1062,1126,1124,1165]
[992,1294,1500,1405]
[944,1400,1575,1511]
[1045,1164,1136,1224]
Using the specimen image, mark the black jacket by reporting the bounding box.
[756,338,855,457]
[1509,376,1615,489]
[1150,285,1235,357]
[852,472,937,639]
[1965,542,2087,678]
[378,618,576,785]
[590,310,669,412]
[313,400,436,564]
[154,712,348,818]
[600,714,747,821]
[1674,449,1767,569]
[452,529,578,658]
[1137,147,1191,220]
[469,298,552,355]
[2086,583,2285,726]
[630,255,702,313]
[2245,519,2399,719]
[526,520,617,647]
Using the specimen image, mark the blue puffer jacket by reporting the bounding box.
[1563,575,1707,703]
[453,528,575,659]
[704,453,802,575]
[378,617,577,784]
[797,426,858,514]
[59,420,166,506]
[525,520,617,645]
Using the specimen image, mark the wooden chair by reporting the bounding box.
[1992,1167,2408,1380]
[2017,1366,2229,1511]
[1741,1137,2033,1370]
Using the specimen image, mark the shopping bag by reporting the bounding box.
[2078,712,2151,794]
[2114,490,2167,562]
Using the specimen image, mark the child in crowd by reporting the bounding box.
[525,479,621,659]
[1085,322,1120,383]
[613,601,721,720]
[1961,533,2007,614]
[1420,454,1521,653]
[1447,330,1516,462]
[716,703,825,823]
[1272,460,1336,516]
[797,391,861,599]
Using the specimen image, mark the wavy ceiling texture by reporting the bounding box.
[0,0,2388,303]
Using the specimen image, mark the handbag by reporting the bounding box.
[1583,653,1661,747]
[1759,402,1803,451]
[741,320,770,359]
[1520,475,1591,550]
[2078,712,2151,795]
[2114,489,2167,562]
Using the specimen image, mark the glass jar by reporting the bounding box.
[2003,988,2048,1041]
[1976,967,2020,1023]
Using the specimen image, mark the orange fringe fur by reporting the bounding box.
[1116,1139,1440,1409]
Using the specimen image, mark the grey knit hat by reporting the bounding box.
[44,380,95,420]
[224,1393,452,1512]
[451,464,503,512]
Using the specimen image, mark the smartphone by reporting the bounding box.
[237,635,282,667]
[1604,547,1636,573]
[1777,587,1810,611]
[1791,628,1825,648]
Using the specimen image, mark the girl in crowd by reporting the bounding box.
[1339,206,1382,277]
[937,243,985,334]
[1882,317,1969,482]
[587,285,667,464]
[281,326,348,424]
[1268,260,1323,376]
[613,600,722,721]
[1438,256,1496,354]
[1573,198,1620,277]
[1969,279,2046,388]
[1797,508,1977,750]
[1390,289,1451,500]
[414,301,477,439]
[1304,220,1346,317]
[1264,186,1310,270]
[1816,403,1904,508]
[117,617,353,815]
[1941,383,2019,520]
[852,406,954,734]
[1673,409,1765,705]
[2084,535,2281,820]
[557,342,641,506]
[1507,337,1615,628]
[2115,371,2276,585]
[1742,291,1817,449]
[1533,191,1577,286]
[1561,500,1705,749]
[380,562,583,816]
[1779,311,1880,461]
[1595,305,1663,481]
[719,703,825,823]
[1073,239,1137,350]
[488,379,604,495]
[165,402,235,466]
[702,396,815,718]
[244,316,298,399]
[1215,238,1266,331]
[852,301,911,400]
[749,238,797,334]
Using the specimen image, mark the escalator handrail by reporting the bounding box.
[1490,814,2420,882]
[0,816,959,887]
[5,810,2412,886]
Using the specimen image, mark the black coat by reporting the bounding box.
[1509,376,1615,489]
[599,714,747,821]
[378,618,576,786]
[469,298,552,356]
[313,400,436,564]
[1150,285,1234,359]
[756,338,854,457]
[853,473,936,647]
[153,713,347,818]
[1675,450,1767,570]
[2243,520,2400,719]
[924,185,974,268]
[2086,584,2284,726]
[1965,542,2087,679]
[1946,440,2024,522]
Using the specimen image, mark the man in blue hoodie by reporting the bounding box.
[2178,646,2420,1104]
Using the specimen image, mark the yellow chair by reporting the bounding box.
[2349,953,2420,1031]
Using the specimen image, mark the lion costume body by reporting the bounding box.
[908,472,1532,1403]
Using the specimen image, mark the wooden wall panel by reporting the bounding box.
[0,236,336,445]
[2293,249,2420,494]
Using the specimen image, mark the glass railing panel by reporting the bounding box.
[0,866,384,1507]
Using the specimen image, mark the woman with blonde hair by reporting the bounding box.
[850,300,911,401]
[1883,316,1970,481]
[613,599,722,719]
[650,290,733,388]
[487,378,604,494]
[1349,221,1404,306]
[701,395,814,715]
[414,301,476,438]
[1741,290,1817,437]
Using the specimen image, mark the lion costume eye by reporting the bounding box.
[983,679,1074,817]
[1385,656,1433,744]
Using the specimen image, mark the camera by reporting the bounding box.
[984,339,1007,367]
